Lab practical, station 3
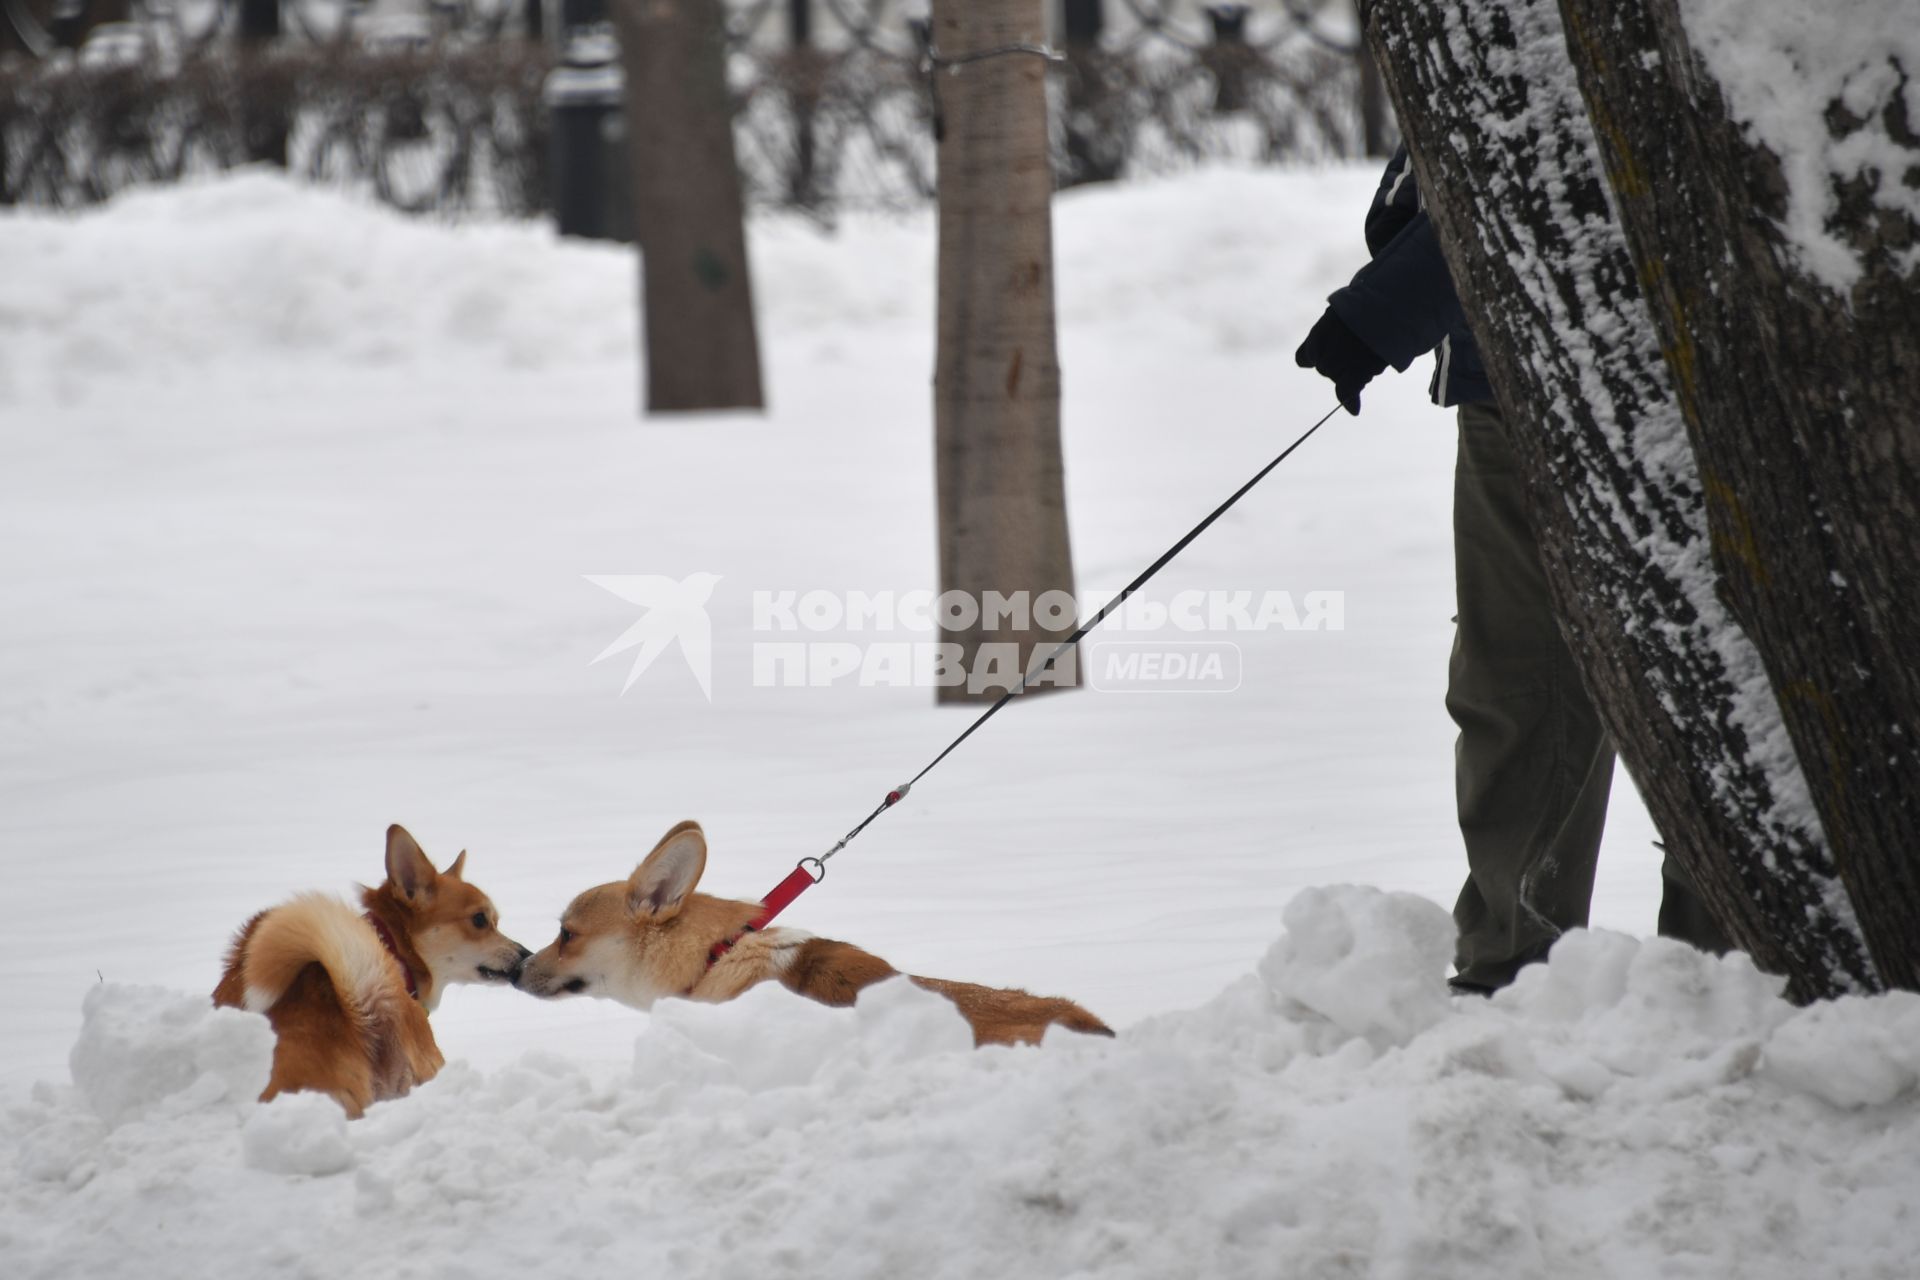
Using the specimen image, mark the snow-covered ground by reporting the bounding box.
[3,169,1915,1277]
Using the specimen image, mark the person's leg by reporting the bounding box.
[1448,401,1613,991]
[1656,846,1734,954]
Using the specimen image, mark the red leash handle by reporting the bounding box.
[703,862,823,970]
[749,863,819,931]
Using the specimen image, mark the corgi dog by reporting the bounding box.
[212,825,530,1117]
[516,820,1113,1046]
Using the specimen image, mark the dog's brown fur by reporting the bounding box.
[516,820,1113,1046]
[212,825,529,1117]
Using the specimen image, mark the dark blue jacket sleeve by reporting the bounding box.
[1328,212,1470,373]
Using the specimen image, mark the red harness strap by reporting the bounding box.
[364,911,422,1001]
[700,864,821,974]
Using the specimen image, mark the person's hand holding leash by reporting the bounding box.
[1295,309,1388,415]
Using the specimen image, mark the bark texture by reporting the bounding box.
[1556,0,1920,990]
[932,0,1077,704]
[618,0,765,413]
[1364,0,1880,1000]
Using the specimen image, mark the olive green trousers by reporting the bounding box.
[1448,401,1729,990]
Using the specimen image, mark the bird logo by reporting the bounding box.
[585,573,722,700]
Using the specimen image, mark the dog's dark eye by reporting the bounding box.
[558,926,574,946]
[470,912,489,930]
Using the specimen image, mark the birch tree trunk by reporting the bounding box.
[1554,0,1920,990]
[1363,0,1881,1000]
[933,0,1078,704]
[617,0,765,413]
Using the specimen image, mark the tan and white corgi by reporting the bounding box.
[212,824,530,1117]
[516,820,1113,1046]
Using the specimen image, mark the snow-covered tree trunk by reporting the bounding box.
[1554,0,1920,989]
[1362,0,1882,1000]
[933,0,1078,704]
[617,0,766,413]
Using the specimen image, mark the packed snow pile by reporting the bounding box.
[5,888,1917,1280]
[66,984,274,1128]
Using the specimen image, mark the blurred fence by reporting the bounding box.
[0,42,549,211]
[0,0,1388,216]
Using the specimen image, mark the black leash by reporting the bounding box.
[794,403,1341,884]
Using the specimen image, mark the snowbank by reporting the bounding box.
[5,889,1916,1280]
[0,172,637,404]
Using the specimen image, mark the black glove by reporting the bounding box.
[1294,310,1389,416]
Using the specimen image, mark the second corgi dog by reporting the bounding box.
[515,820,1113,1046]
[212,825,530,1117]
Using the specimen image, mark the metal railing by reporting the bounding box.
[1,0,1387,214]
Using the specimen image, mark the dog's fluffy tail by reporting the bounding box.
[238,892,399,1024]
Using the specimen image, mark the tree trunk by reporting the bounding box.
[1353,4,1393,158]
[616,0,765,413]
[933,0,1078,704]
[237,0,287,169]
[1059,0,1124,187]
[1552,0,1920,991]
[781,0,823,209]
[1363,0,1881,1000]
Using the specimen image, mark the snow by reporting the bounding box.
[6,898,1920,1279]
[66,983,272,1128]
[1682,0,1920,289]
[241,1091,356,1177]
[2,167,1916,1274]
[1256,884,1454,1050]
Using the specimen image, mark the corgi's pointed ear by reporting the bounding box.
[445,849,468,880]
[386,824,438,904]
[627,821,706,921]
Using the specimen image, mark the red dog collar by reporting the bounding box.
[365,911,422,1001]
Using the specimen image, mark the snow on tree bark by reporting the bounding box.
[1555,0,1920,990]
[1361,0,1880,1000]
